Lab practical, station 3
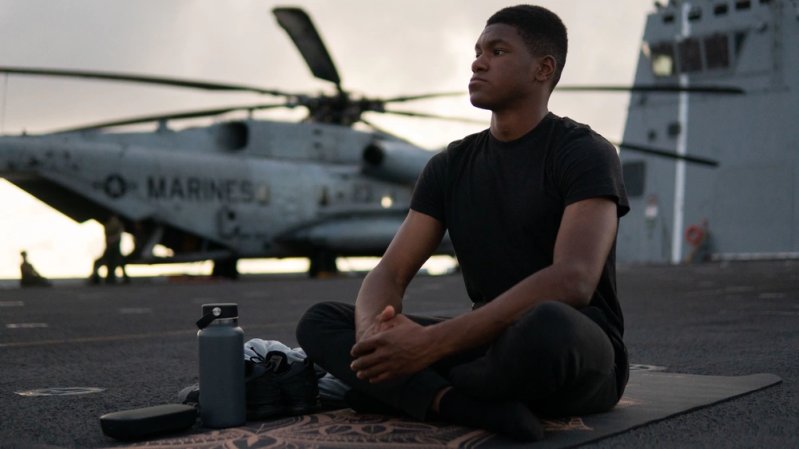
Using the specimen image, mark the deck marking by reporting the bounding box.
[630,364,667,371]
[118,307,152,314]
[0,322,290,348]
[15,387,105,397]
[192,297,224,304]
[6,323,48,329]
[758,292,786,299]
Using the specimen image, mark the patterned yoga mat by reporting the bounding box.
[114,371,781,449]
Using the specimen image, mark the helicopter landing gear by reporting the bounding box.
[212,257,239,280]
[309,251,338,278]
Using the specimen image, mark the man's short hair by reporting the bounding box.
[486,4,568,88]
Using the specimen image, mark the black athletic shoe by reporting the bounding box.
[246,351,289,419]
[177,383,200,405]
[281,358,321,415]
[245,351,321,419]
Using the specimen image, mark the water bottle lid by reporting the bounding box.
[196,303,238,329]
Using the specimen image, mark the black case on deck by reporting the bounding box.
[99,403,198,441]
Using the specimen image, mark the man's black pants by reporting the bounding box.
[296,301,626,420]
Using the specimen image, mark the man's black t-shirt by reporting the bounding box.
[411,112,629,346]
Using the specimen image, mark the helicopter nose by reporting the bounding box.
[0,137,28,176]
[0,136,62,178]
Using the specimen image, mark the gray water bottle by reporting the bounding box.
[196,303,246,428]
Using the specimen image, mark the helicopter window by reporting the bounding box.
[714,3,729,15]
[688,6,703,21]
[319,187,330,207]
[677,38,703,73]
[704,34,731,70]
[256,184,271,205]
[622,161,646,198]
[735,0,751,10]
[216,121,249,151]
[649,41,676,77]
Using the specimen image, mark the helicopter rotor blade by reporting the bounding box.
[383,91,465,103]
[273,7,342,90]
[382,109,487,125]
[614,141,719,167]
[0,65,297,97]
[557,84,744,95]
[48,102,291,134]
[358,117,412,142]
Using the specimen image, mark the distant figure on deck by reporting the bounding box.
[90,214,130,284]
[20,251,51,288]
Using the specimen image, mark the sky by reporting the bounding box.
[0,0,654,279]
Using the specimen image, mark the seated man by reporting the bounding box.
[297,4,629,442]
[20,251,51,287]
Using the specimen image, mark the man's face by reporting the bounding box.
[469,23,541,111]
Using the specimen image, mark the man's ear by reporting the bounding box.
[534,55,557,83]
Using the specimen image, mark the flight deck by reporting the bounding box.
[1,261,797,448]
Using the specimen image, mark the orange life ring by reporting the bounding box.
[685,225,705,246]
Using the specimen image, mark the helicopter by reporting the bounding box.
[0,4,742,279]
[0,6,490,278]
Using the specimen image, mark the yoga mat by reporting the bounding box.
[115,371,781,449]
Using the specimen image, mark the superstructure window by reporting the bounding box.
[688,6,703,21]
[677,38,703,73]
[667,122,681,138]
[714,3,729,15]
[704,34,731,70]
[648,33,736,77]
[622,161,646,198]
[735,0,752,10]
[649,41,677,77]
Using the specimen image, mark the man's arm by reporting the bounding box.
[351,197,618,383]
[354,209,445,343]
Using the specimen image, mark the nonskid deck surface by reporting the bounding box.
[1,260,797,448]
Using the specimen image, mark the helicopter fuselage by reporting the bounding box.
[0,119,442,269]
